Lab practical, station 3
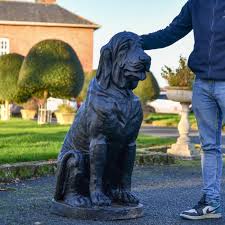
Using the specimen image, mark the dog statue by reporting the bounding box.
[54,31,151,208]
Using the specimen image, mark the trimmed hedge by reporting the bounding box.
[134,71,160,105]
[0,53,24,102]
[77,70,96,102]
[18,39,84,102]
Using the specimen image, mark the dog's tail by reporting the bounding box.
[54,151,80,201]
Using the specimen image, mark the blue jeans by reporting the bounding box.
[192,78,225,205]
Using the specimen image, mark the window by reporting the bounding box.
[0,38,10,56]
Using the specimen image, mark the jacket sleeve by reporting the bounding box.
[141,1,193,50]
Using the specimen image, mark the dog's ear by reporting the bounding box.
[96,45,112,89]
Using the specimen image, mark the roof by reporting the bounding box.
[0,1,99,29]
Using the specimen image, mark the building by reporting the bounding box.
[0,0,99,72]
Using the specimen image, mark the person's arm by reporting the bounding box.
[141,0,192,50]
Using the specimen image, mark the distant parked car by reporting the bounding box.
[147,92,182,114]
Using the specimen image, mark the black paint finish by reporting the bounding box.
[54,31,151,210]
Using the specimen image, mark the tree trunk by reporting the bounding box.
[1,100,10,121]
[38,90,49,124]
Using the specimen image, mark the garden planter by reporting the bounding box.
[166,87,192,103]
[55,112,75,125]
[21,109,36,120]
[166,87,199,159]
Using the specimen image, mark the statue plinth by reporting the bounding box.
[51,200,143,221]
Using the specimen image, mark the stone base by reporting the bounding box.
[51,199,143,221]
[167,143,200,160]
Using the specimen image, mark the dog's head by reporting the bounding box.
[96,31,151,90]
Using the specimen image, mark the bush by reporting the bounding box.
[57,104,75,113]
[77,70,96,102]
[0,53,24,103]
[161,56,194,89]
[134,71,160,105]
[22,98,39,110]
[18,39,84,102]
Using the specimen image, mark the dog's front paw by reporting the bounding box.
[91,191,111,206]
[121,190,139,205]
[64,193,91,208]
[111,189,139,205]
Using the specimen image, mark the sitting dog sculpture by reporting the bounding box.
[54,31,151,208]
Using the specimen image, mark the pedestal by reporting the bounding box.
[51,200,143,221]
[167,103,200,159]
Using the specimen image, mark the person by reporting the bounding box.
[141,0,225,220]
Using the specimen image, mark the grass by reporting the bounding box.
[145,113,225,131]
[0,118,175,164]
[145,113,198,129]
[137,135,174,148]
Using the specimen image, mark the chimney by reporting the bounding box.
[36,0,56,4]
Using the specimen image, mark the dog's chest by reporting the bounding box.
[106,97,142,139]
[114,99,140,124]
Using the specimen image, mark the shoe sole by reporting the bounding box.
[180,213,222,220]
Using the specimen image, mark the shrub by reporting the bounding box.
[57,104,75,113]
[0,53,24,103]
[0,53,24,120]
[22,98,39,110]
[18,39,84,123]
[77,70,96,102]
[134,71,160,105]
[161,56,194,89]
[18,39,84,102]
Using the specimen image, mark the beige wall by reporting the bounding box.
[0,24,94,72]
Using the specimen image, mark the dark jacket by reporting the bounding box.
[141,0,225,80]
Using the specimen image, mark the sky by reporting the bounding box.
[57,0,194,87]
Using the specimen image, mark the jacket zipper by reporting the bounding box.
[208,0,217,79]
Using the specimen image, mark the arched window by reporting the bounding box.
[0,38,10,56]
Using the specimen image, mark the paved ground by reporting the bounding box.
[140,126,198,137]
[1,164,225,225]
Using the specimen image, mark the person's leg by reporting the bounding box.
[214,80,225,198]
[200,107,223,205]
[180,79,222,219]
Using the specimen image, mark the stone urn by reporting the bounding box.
[166,87,199,159]
[21,109,36,120]
[55,112,75,125]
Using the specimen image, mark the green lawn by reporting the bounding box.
[145,113,198,129]
[145,113,225,131]
[0,118,175,164]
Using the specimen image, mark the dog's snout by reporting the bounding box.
[139,53,151,64]
[139,53,151,71]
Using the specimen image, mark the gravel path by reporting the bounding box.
[1,164,225,225]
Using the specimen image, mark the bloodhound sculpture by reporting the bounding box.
[53,32,151,211]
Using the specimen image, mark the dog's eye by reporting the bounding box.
[120,43,129,51]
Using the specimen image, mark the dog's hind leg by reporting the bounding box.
[54,150,91,208]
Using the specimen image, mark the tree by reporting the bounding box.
[134,71,160,104]
[18,39,84,124]
[161,56,194,89]
[134,71,160,117]
[76,70,96,104]
[0,53,24,120]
